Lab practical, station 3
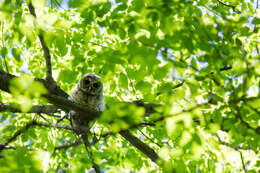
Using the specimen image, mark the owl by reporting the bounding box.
[69,73,105,134]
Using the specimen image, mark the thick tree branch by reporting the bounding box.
[28,2,53,81]
[0,103,59,114]
[132,100,160,114]
[119,130,159,162]
[0,70,68,98]
[0,143,16,150]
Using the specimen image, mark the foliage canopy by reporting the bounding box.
[0,0,259,172]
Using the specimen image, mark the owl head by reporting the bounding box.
[79,73,103,95]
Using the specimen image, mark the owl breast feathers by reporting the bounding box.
[70,73,105,112]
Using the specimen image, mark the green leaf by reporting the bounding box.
[118,73,128,88]
[32,0,46,8]
[96,2,111,17]
[153,65,170,80]
[69,0,87,8]
[212,109,223,125]
[100,103,144,132]
[128,24,136,36]
[0,147,44,172]
[12,48,21,62]
[222,118,237,131]
[131,0,144,12]
[136,81,152,93]
[190,58,198,70]
[58,69,78,83]
[157,82,173,94]
[9,74,47,112]
[252,17,260,24]
[1,0,259,171]
[1,47,8,57]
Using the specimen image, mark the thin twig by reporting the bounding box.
[245,103,260,115]
[215,134,246,150]
[239,151,247,173]
[37,113,50,123]
[137,128,162,147]
[236,105,259,134]
[215,134,247,172]
[56,114,69,125]
[54,140,82,150]
[139,122,156,126]
[36,121,73,130]
[130,79,137,95]
[28,3,53,81]
[242,49,249,94]
[0,120,73,153]
[2,121,38,150]
[216,0,241,13]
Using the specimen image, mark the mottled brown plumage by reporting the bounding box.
[69,73,105,134]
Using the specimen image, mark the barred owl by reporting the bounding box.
[69,73,105,134]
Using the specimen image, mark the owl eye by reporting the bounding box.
[84,79,90,85]
[93,82,99,88]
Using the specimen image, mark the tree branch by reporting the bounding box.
[119,130,159,162]
[137,127,162,147]
[54,132,107,150]
[0,103,59,114]
[239,151,247,173]
[0,121,37,153]
[35,121,73,130]
[0,71,158,125]
[0,120,73,153]
[215,134,247,150]
[4,71,256,165]
[1,70,160,163]
[28,2,53,81]
[216,0,241,13]
[0,70,68,98]
[54,140,82,150]
[215,134,247,172]
[0,143,16,150]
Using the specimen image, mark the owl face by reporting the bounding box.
[79,73,103,95]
